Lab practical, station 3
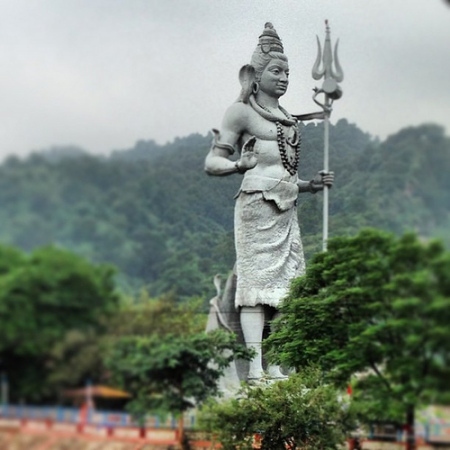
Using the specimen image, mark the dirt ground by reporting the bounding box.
[0,431,177,450]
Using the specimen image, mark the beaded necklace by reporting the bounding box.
[249,97,301,176]
[276,122,300,176]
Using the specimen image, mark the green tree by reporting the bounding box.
[266,229,450,450]
[200,366,356,450]
[0,245,119,401]
[105,291,207,337]
[105,329,253,444]
[45,328,106,400]
[46,293,206,403]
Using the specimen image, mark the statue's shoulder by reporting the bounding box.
[222,101,252,132]
[226,101,252,115]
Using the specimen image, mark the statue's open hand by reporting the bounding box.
[310,170,335,192]
[236,136,257,173]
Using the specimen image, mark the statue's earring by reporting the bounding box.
[252,82,259,95]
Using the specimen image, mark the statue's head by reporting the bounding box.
[238,23,288,103]
[251,22,287,79]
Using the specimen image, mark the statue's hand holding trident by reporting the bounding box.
[311,20,344,250]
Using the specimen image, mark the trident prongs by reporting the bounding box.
[312,20,344,102]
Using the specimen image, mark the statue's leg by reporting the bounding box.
[240,305,265,380]
[266,310,288,379]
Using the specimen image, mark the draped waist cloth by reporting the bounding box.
[234,174,306,309]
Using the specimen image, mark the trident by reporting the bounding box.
[311,20,344,251]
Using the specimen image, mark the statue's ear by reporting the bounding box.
[237,64,256,103]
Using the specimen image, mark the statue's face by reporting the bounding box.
[259,59,289,98]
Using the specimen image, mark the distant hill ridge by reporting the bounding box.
[0,120,448,298]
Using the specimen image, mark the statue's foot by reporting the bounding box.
[247,366,265,381]
[267,365,288,380]
[247,373,265,381]
[247,377,265,386]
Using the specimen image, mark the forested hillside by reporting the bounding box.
[0,120,448,298]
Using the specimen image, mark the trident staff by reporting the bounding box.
[311,20,344,251]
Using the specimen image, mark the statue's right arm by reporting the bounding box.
[204,103,250,176]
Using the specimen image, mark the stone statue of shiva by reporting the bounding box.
[204,23,334,381]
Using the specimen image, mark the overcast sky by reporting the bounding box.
[0,0,449,159]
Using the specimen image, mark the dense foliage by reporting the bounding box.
[200,366,356,450]
[0,249,237,408]
[1,121,448,297]
[106,330,253,419]
[0,245,118,402]
[45,292,207,404]
[104,295,253,437]
[266,229,450,448]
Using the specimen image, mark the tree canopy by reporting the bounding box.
[0,245,118,401]
[101,293,252,442]
[200,366,356,450]
[266,228,450,448]
[106,330,253,419]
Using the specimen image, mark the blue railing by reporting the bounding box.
[366,421,450,444]
[0,404,196,429]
